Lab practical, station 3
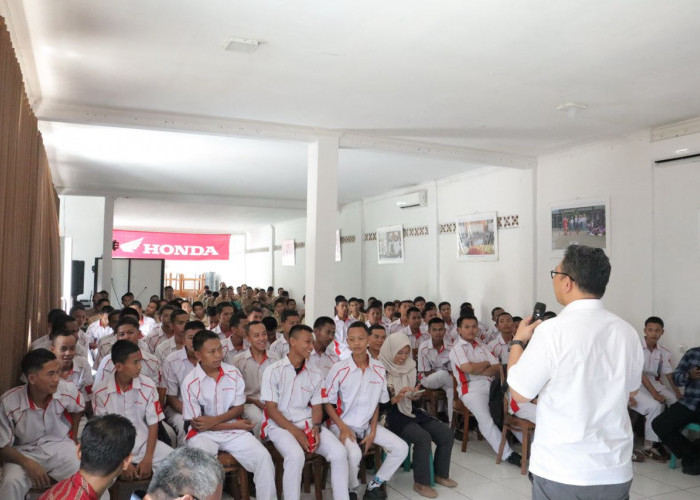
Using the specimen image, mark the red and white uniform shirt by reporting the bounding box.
[94,349,162,387]
[162,348,197,398]
[308,345,341,379]
[334,315,352,344]
[269,337,290,360]
[145,324,169,354]
[448,337,498,395]
[231,350,278,399]
[63,356,94,400]
[487,334,509,365]
[417,338,452,379]
[642,341,674,392]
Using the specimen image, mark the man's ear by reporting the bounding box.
[121,453,133,471]
[76,443,82,461]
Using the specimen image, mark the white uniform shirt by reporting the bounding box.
[448,337,498,395]
[181,362,248,440]
[162,348,197,398]
[417,338,452,378]
[154,337,181,364]
[0,380,84,450]
[86,321,112,344]
[93,373,163,452]
[139,316,156,337]
[642,341,674,392]
[95,349,162,387]
[145,324,170,354]
[323,357,389,433]
[388,319,408,335]
[397,325,422,349]
[269,337,290,359]
[487,334,509,365]
[307,345,341,379]
[334,315,352,344]
[94,334,150,369]
[64,357,95,400]
[260,356,324,437]
[231,350,278,399]
[31,335,89,360]
[507,299,644,486]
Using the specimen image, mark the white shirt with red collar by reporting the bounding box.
[397,325,423,349]
[307,345,341,379]
[139,316,156,337]
[487,334,510,365]
[417,338,452,379]
[86,321,112,345]
[323,356,389,434]
[154,336,182,365]
[642,340,674,392]
[0,380,84,451]
[145,324,170,354]
[63,357,94,401]
[269,336,290,360]
[259,356,324,438]
[231,350,278,399]
[388,319,408,335]
[94,348,162,387]
[448,337,499,396]
[162,348,197,398]
[334,315,352,344]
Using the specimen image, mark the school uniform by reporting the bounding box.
[334,315,352,344]
[139,316,156,337]
[154,336,182,365]
[307,345,341,379]
[417,338,454,419]
[634,341,678,442]
[487,334,509,365]
[31,335,89,360]
[222,340,250,365]
[449,337,514,458]
[260,356,349,500]
[397,325,421,349]
[63,357,94,403]
[182,362,276,500]
[145,324,169,354]
[0,380,83,499]
[162,347,197,446]
[231,349,278,439]
[94,349,162,387]
[381,316,392,329]
[324,356,407,491]
[93,334,150,370]
[268,336,290,359]
[85,321,112,351]
[388,319,408,335]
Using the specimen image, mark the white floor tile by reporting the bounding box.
[648,491,700,500]
[630,475,680,497]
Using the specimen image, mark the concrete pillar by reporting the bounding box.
[101,196,114,295]
[305,135,339,322]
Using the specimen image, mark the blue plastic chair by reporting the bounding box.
[669,423,700,469]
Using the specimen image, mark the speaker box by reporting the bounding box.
[71,260,85,297]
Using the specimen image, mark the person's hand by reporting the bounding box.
[120,463,137,481]
[192,415,218,431]
[690,367,700,380]
[360,429,376,454]
[513,315,542,343]
[628,396,637,407]
[24,459,51,488]
[234,419,255,431]
[136,457,153,480]
[311,426,321,452]
[292,427,310,452]
[653,392,666,403]
[339,424,356,445]
[408,384,423,401]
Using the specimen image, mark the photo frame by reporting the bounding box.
[457,212,498,261]
[377,225,404,264]
[550,198,609,256]
[281,239,295,266]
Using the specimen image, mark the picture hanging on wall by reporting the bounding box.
[377,225,404,264]
[335,230,342,262]
[550,198,609,256]
[457,212,498,261]
[281,239,296,266]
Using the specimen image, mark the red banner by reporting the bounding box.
[112,230,230,261]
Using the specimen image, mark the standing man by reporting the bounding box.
[508,245,644,499]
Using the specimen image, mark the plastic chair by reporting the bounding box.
[669,423,700,469]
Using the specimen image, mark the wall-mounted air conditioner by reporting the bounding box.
[396,190,427,209]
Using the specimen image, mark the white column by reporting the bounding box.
[305,135,339,322]
[101,196,114,295]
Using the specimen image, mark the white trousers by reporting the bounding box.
[267,425,349,500]
[244,403,264,440]
[132,439,173,471]
[508,398,537,443]
[420,370,454,421]
[635,385,677,443]
[461,379,513,457]
[0,440,79,500]
[329,424,409,491]
[164,406,186,447]
[188,430,276,500]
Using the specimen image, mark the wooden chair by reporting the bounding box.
[217,451,251,500]
[25,485,53,500]
[358,442,385,484]
[496,394,535,475]
[419,388,446,418]
[264,441,326,500]
[451,374,473,452]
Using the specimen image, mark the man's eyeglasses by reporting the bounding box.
[550,270,575,281]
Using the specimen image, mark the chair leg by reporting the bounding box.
[313,459,324,500]
[520,429,530,475]
[238,467,250,500]
[496,426,508,464]
[302,462,312,493]
[462,411,469,452]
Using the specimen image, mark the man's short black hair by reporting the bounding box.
[121,292,134,301]
[170,309,189,322]
[369,324,386,334]
[561,244,611,298]
[281,309,300,323]
[262,316,278,331]
[192,301,204,308]
[22,349,56,376]
[119,307,140,319]
[335,295,348,305]
[80,414,136,476]
[51,314,76,334]
[274,297,286,307]
[457,315,478,328]
[413,296,426,304]
[313,316,335,330]
[50,330,77,343]
[428,317,445,328]
[248,306,263,315]
[116,316,140,330]
[645,316,665,328]
[230,312,247,328]
[496,311,513,323]
[216,302,234,315]
[407,306,421,316]
[491,306,504,316]
[99,305,114,315]
[289,324,313,339]
[112,340,140,364]
[206,306,217,317]
[69,304,85,316]
[247,320,264,334]
[348,321,369,336]
[184,320,206,332]
[193,330,219,351]
[438,301,450,309]
[367,302,381,312]
[131,300,142,309]
[159,304,176,316]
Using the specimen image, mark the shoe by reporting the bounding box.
[435,476,458,487]
[683,456,700,475]
[641,447,668,463]
[506,452,522,467]
[349,492,358,500]
[413,483,438,498]
[363,486,386,500]
[632,450,646,462]
[653,443,671,460]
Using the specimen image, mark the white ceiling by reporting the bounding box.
[5,0,700,230]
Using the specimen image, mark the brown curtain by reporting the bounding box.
[0,16,61,393]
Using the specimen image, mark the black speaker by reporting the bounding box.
[71,260,85,297]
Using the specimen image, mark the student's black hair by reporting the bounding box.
[216,302,234,315]
[645,316,665,328]
[262,316,278,331]
[121,292,134,301]
[51,314,76,334]
[369,324,386,334]
[193,330,219,351]
[99,305,114,315]
[184,320,206,332]
[367,302,382,312]
[457,315,478,328]
[424,301,437,310]
[50,329,77,343]
[281,309,300,323]
[491,306,504,317]
[383,302,394,310]
[560,244,611,298]
[246,320,264,334]
[170,309,189,322]
[438,301,451,309]
[69,304,85,315]
[116,316,140,331]
[79,414,136,476]
[274,297,286,307]
[158,304,177,316]
[400,300,414,307]
[335,295,348,305]
[413,296,426,304]
[192,301,204,308]
[248,306,263,315]
[206,306,217,317]
[420,307,437,319]
[348,321,369,335]
[119,307,140,319]
[313,316,335,329]
[168,299,182,307]
[163,285,174,291]
[230,312,247,328]
[112,339,140,365]
[496,311,513,323]
[428,317,445,328]
[97,298,111,308]
[406,306,421,316]
[289,324,313,339]
[212,291,220,298]
[131,300,142,309]
[348,297,359,304]
[21,349,57,376]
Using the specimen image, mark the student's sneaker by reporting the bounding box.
[632,450,646,462]
[641,447,668,463]
[506,452,522,467]
[653,443,671,460]
[363,486,386,500]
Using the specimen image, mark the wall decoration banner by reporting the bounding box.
[281,239,296,266]
[377,225,404,264]
[112,230,230,260]
[457,212,498,261]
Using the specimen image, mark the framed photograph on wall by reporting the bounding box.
[377,225,404,264]
[281,239,295,266]
[550,198,609,255]
[457,212,498,261]
[335,230,342,262]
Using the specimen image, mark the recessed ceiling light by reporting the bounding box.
[224,36,260,53]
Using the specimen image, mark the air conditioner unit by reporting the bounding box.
[396,191,427,209]
[651,133,700,165]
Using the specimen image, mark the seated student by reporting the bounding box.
[145,305,177,354]
[181,330,276,500]
[269,309,301,359]
[143,447,224,500]
[380,332,456,499]
[205,305,219,330]
[388,300,413,335]
[417,317,454,423]
[368,325,387,361]
[39,414,136,500]
[272,297,286,324]
[86,306,114,354]
[93,341,173,481]
[155,309,189,364]
[247,306,264,323]
[191,301,207,325]
[365,302,383,328]
[163,321,205,447]
[94,308,149,368]
[418,305,439,339]
[486,307,505,343]
[334,296,353,345]
[308,316,347,377]
[211,303,235,340]
[262,316,278,346]
[261,325,349,500]
[631,316,680,462]
[223,312,251,362]
[397,307,423,349]
[0,350,84,498]
[487,311,516,366]
[95,316,162,387]
[130,300,156,338]
[325,323,408,500]
[382,302,395,329]
[349,297,366,323]
[449,316,522,466]
[438,302,457,345]
[653,345,700,474]
[33,314,90,361]
[231,321,279,439]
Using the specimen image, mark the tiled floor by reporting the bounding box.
[224,437,700,499]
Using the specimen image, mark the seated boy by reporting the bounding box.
[261,325,349,500]
[154,309,189,364]
[307,316,344,378]
[181,330,276,500]
[325,323,408,500]
[92,340,173,481]
[268,309,301,359]
[417,317,454,422]
[0,350,84,498]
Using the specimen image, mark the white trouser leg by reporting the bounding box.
[509,400,537,443]
[315,427,349,499]
[420,370,454,421]
[372,426,409,482]
[132,440,173,472]
[244,403,264,440]
[220,432,276,500]
[268,427,305,500]
[329,424,363,491]
[658,385,678,406]
[186,433,220,455]
[165,406,186,447]
[462,379,512,457]
[635,387,664,443]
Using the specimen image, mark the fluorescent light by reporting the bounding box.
[224,36,260,53]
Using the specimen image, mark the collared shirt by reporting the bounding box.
[260,356,324,437]
[139,316,156,338]
[323,356,389,432]
[39,471,98,500]
[93,374,163,453]
[145,324,170,354]
[448,337,498,395]
[231,349,278,399]
[181,362,247,440]
[674,347,700,411]
[94,334,150,369]
[94,349,162,387]
[642,341,674,379]
[163,348,197,398]
[334,315,352,344]
[64,356,94,400]
[417,338,451,377]
[307,345,341,379]
[269,336,290,359]
[487,334,510,365]
[0,380,84,450]
[86,321,112,344]
[155,336,182,365]
[388,319,408,335]
[397,325,421,349]
[507,299,644,486]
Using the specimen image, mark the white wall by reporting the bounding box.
[245,225,274,288]
[273,218,307,299]
[336,202,363,298]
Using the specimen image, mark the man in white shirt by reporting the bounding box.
[398,307,424,349]
[417,317,453,421]
[154,309,189,364]
[487,311,515,365]
[145,305,177,354]
[367,325,387,361]
[307,316,342,378]
[388,300,413,334]
[269,310,301,359]
[508,245,644,499]
[382,302,395,328]
[334,296,353,346]
[365,303,383,329]
[132,300,156,337]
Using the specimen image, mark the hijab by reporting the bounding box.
[379,332,416,418]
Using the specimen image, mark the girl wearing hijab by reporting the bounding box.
[379,332,457,498]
